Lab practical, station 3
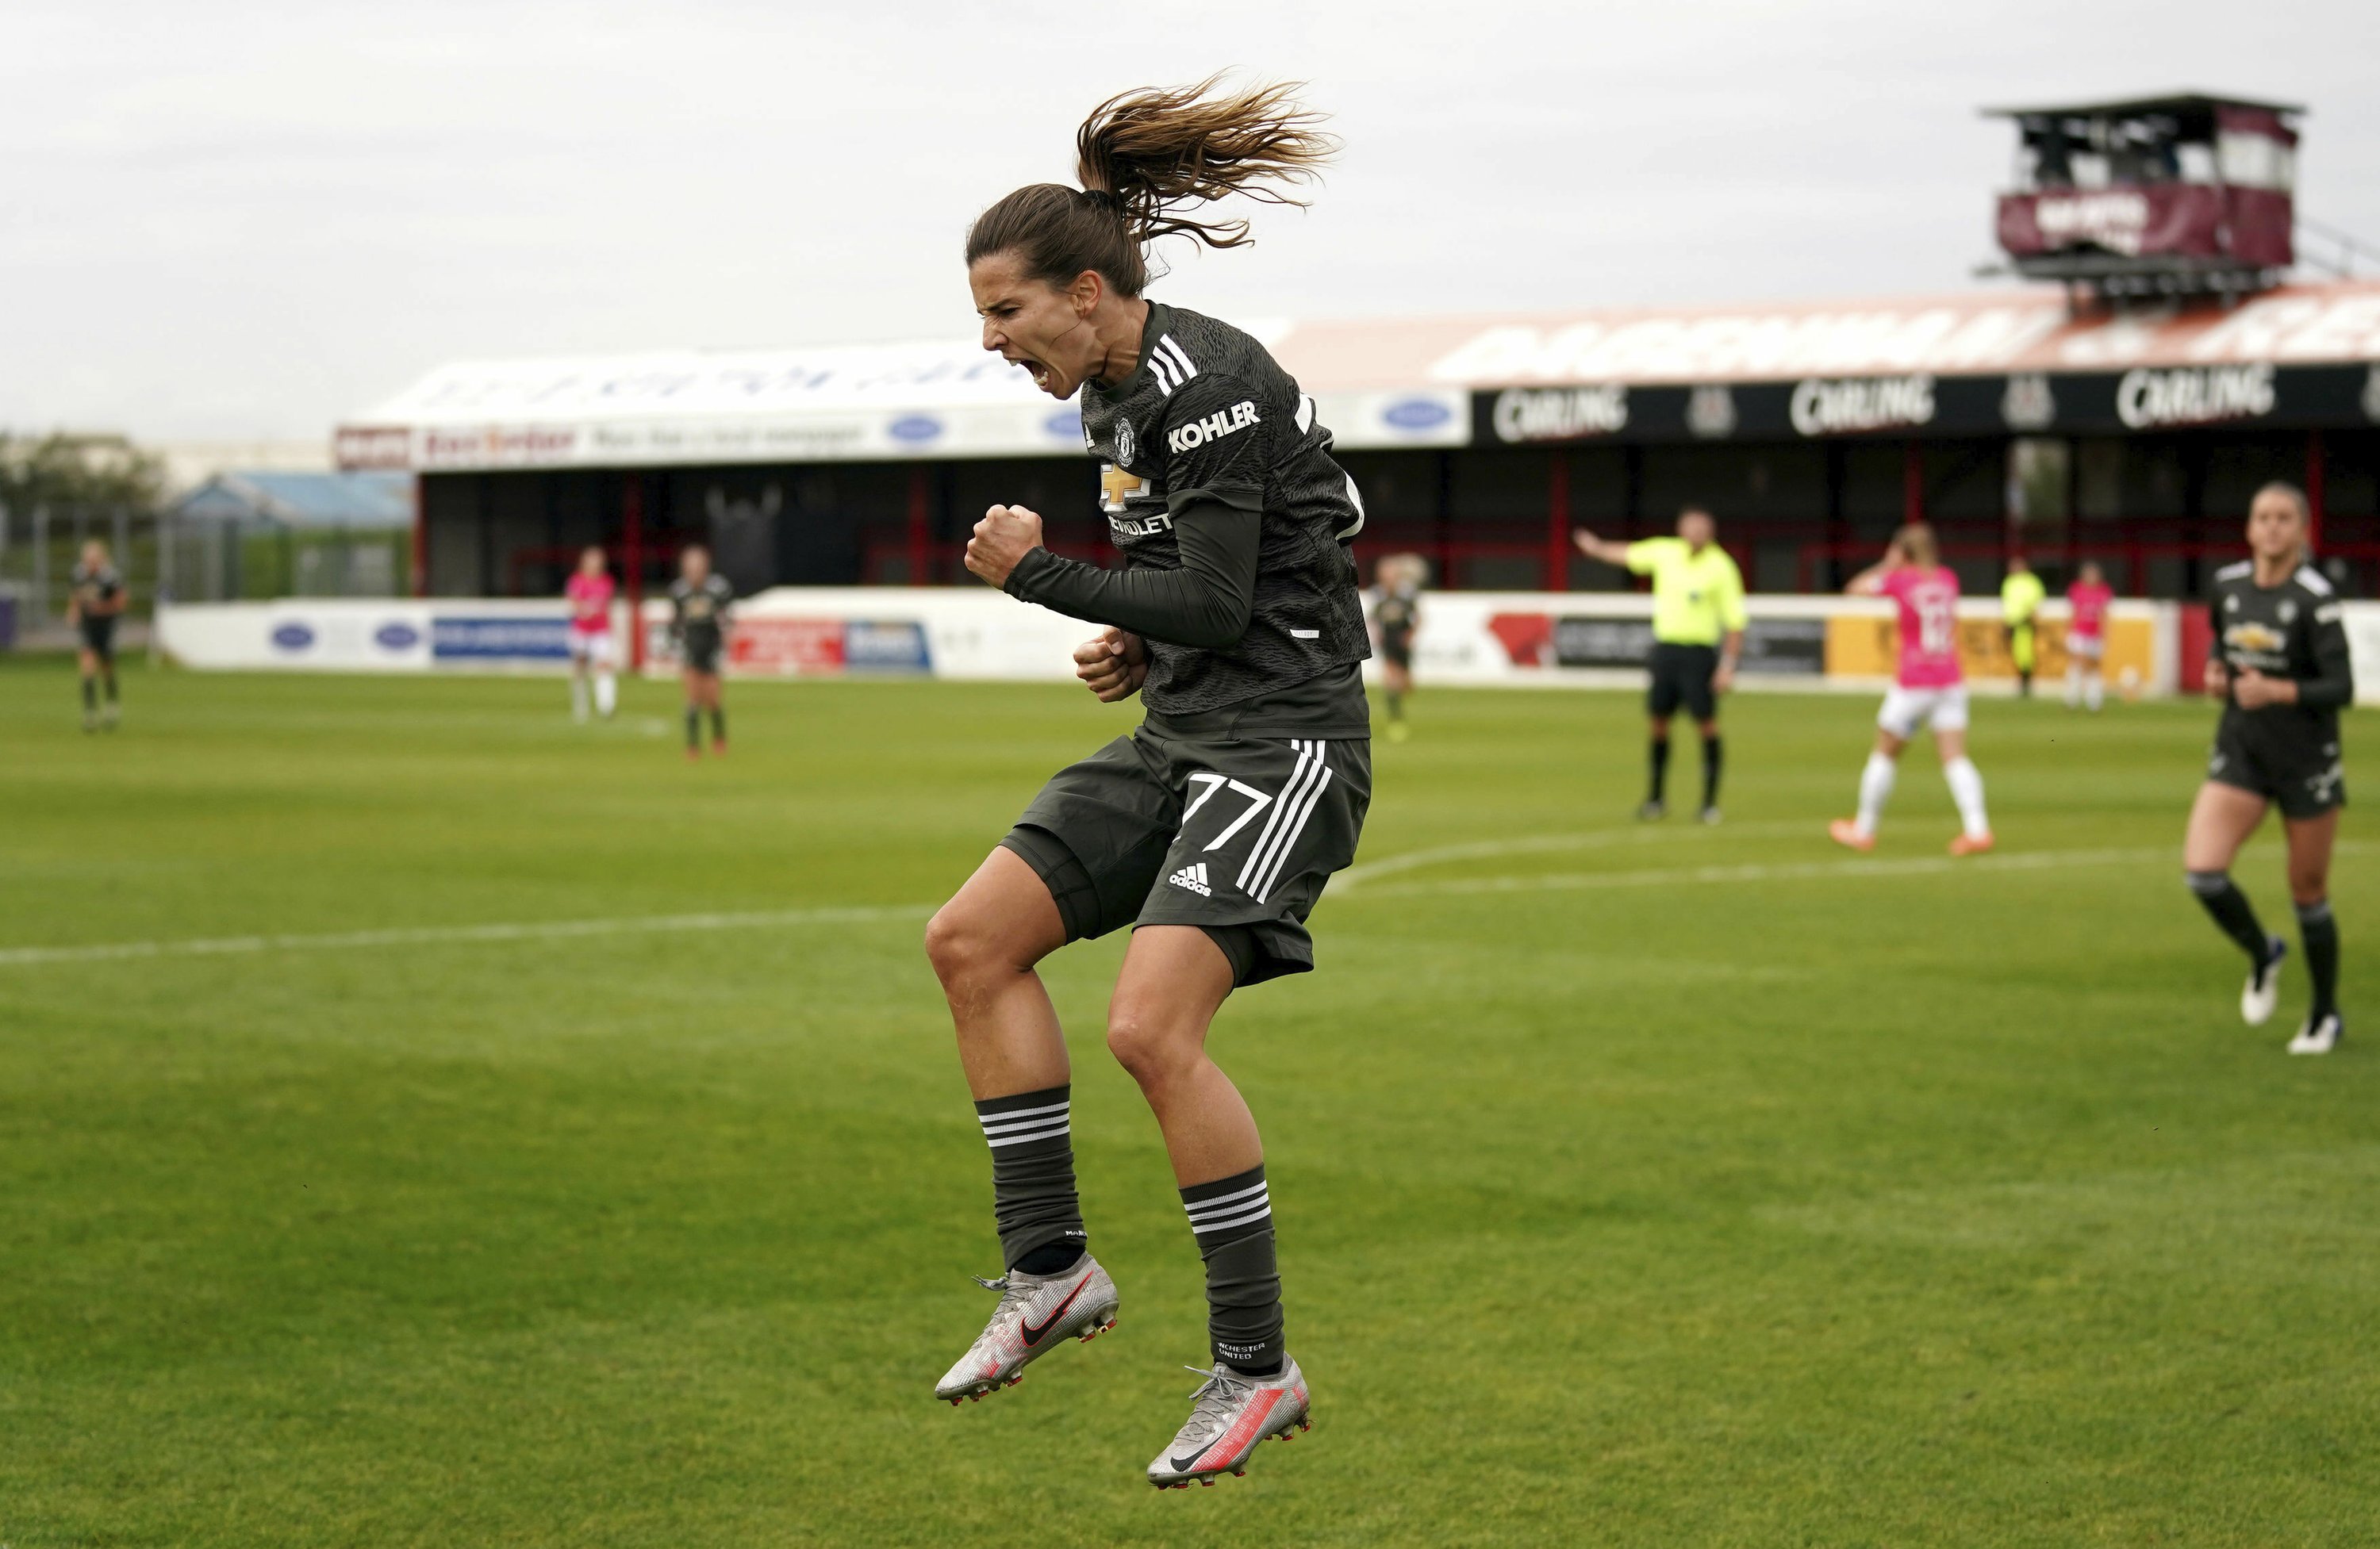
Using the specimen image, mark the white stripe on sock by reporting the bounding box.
[1184,1179,1270,1214]
[977,1099,1070,1126]
[985,1122,1070,1148]
[1188,1203,1273,1234]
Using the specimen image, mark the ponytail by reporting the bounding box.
[965,75,1336,297]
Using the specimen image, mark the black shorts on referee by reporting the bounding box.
[1646,642,1718,721]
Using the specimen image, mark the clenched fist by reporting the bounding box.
[1073,628,1148,703]
[966,504,1045,589]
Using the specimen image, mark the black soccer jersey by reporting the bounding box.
[670,574,735,655]
[1069,301,1372,717]
[1373,585,1418,638]
[2209,559,2354,747]
[71,561,122,610]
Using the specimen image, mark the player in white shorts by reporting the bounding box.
[1829,523,1994,856]
[564,546,619,721]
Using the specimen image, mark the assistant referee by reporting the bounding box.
[1574,506,1749,822]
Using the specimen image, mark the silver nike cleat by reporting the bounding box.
[933,1255,1118,1405]
[1146,1357,1311,1488]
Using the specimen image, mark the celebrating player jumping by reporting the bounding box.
[924,78,1361,1488]
[1829,523,1994,855]
[2184,483,2352,1055]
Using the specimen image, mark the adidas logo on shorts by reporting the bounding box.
[1168,862,1213,897]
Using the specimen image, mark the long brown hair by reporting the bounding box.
[965,76,1336,297]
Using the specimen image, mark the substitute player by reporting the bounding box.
[1829,523,1994,855]
[2065,560,2113,713]
[925,78,1359,1488]
[667,546,732,758]
[1371,553,1424,742]
[564,546,619,723]
[2185,483,2352,1055]
[67,539,126,732]
[2002,554,2044,698]
[1573,507,1746,822]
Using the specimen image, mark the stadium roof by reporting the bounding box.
[170,470,413,528]
[336,280,2380,471]
[1979,92,2305,120]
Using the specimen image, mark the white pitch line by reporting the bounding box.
[1339,845,2182,901]
[0,903,929,969]
[1335,820,1815,890]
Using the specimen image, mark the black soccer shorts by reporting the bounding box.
[1001,724,1372,986]
[2209,719,2346,820]
[1646,642,1718,721]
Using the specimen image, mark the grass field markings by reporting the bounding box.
[0,903,932,969]
[1343,844,2183,900]
[1335,820,1818,890]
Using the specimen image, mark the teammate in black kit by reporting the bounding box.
[924,79,1358,1486]
[1371,554,1425,741]
[668,545,733,759]
[67,539,126,732]
[2184,482,2354,1054]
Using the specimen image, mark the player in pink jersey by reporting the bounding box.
[564,546,619,722]
[2064,560,2114,714]
[1829,523,1994,855]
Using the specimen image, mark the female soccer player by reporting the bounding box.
[564,546,619,723]
[67,539,126,732]
[1829,523,1994,855]
[1371,553,1425,741]
[2064,559,2113,712]
[667,545,732,758]
[2184,482,2352,1054]
[924,78,1361,1488]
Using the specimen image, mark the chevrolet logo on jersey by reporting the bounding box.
[1100,462,1150,513]
[2225,623,2286,654]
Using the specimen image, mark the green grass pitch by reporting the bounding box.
[3,658,2375,1547]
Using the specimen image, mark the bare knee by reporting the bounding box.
[926,899,1031,990]
[2290,871,2330,908]
[1106,1003,1200,1089]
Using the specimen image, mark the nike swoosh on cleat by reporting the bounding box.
[1169,1454,1207,1474]
[1018,1274,1092,1348]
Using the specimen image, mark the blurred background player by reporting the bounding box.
[1370,553,1426,742]
[1830,523,1994,855]
[67,538,126,732]
[564,546,619,723]
[668,545,733,759]
[2065,559,2113,712]
[2001,554,2044,698]
[2185,483,2352,1056]
[1573,506,1745,822]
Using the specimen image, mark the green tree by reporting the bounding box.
[0,431,164,513]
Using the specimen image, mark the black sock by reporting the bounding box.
[1648,738,1670,803]
[1182,1164,1283,1376]
[1701,734,1723,809]
[2299,899,2340,1019]
[710,707,726,744]
[975,1086,1087,1272]
[81,676,96,711]
[685,708,701,750]
[1387,690,1403,723]
[2186,872,2272,963]
[103,670,117,703]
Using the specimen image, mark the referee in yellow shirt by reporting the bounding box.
[1574,506,1749,822]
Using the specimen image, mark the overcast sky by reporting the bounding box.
[4,0,2375,443]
